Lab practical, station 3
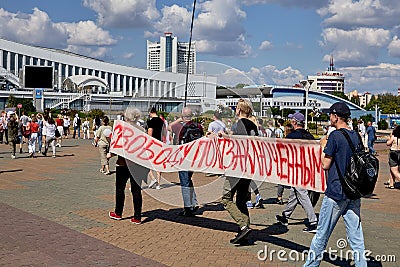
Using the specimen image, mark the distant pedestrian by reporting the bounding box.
[36,113,43,153]
[82,117,91,139]
[7,112,18,159]
[42,117,57,158]
[304,102,367,266]
[73,113,81,139]
[27,114,40,158]
[366,121,377,155]
[107,107,150,224]
[63,116,70,138]
[205,109,226,177]
[94,116,112,175]
[55,114,64,147]
[385,125,400,189]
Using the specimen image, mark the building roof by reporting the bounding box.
[63,75,109,89]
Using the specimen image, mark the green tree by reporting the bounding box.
[88,109,105,119]
[332,91,349,101]
[6,95,36,114]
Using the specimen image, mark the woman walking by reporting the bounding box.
[42,117,57,158]
[386,125,400,189]
[94,116,112,175]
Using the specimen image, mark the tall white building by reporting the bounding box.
[147,33,196,74]
[306,56,345,94]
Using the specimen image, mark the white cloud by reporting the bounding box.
[341,63,400,93]
[150,4,192,39]
[0,7,117,60]
[122,52,135,59]
[217,65,304,87]
[0,8,67,47]
[318,0,400,30]
[259,40,273,50]
[320,27,391,66]
[83,0,160,28]
[388,36,400,57]
[242,0,328,9]
[60,20,117,46]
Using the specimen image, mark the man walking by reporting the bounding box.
[169,107,203,217]
[73,113,81,139]
[276,112,318,233]
[366,121,377,155]
[304,102,367,266]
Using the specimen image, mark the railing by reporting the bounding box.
[45,91,87,109]
[0,67,21,88]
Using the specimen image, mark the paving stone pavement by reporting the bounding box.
[0,138,398,266]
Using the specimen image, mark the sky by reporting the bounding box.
[1,0,400,95]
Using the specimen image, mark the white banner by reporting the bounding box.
[110,120,326,192]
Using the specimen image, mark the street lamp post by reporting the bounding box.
[301,80,314,130]
[260,88,265,117]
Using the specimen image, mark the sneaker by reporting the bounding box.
[303,224,317,233]
[276,198,284,205]
[11,154,16,159]
[99,169,105,173]
[52,155,56,158]
[148,179,157,189]
[254,195,263,208]
[230,226,252,244]
[276,214,288,226]
[104,171,111,175]
[192,205,200,213]
[42,152,47,157]
[246,201,254,209]
[109,211,122,220]
[155,185,161,190]
[179,209,194,217]
[130,218,141,224]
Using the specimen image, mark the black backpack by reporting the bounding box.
[180,122,204,144]
[335,129,379,200]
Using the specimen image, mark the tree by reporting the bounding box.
[332,91,349,101]
[6,95,36,114]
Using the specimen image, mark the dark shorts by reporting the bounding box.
[388,150,400,167]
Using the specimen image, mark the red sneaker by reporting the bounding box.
[130,218,141,224]
[109,211,122,220]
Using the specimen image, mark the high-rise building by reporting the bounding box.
[147,33,196,74]
[306,56,345,94]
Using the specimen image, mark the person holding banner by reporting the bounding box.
[108,107,150,224]
[168,107,203,217]
[221,99,258,244]
[304,102,367,266]
[276,112,318,233]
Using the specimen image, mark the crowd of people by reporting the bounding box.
[0,110,95,159]
[2,100,396,266]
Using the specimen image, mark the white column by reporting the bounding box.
[117,74,121,92]
[29,57,33,65]
[128,76,133,96]
[14,53,19,76]
[78,67,82,75]
[135,77,139,96]
[22,55,26,68]
[72,66,76,76]
[65,64,69,78]
[0,50,3,69]
[58,63,62,88]
[122,75,127,95]
[111,73,115,92]
[6,51,11,71]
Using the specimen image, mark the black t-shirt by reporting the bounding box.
[232,118,259,136]
[147,116,164,141]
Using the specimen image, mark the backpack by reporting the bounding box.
[335,128,379,200]
[266,128,276,138]
[179,122,204,144]
[77,117,81,126]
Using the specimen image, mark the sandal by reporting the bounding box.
[385,185,395,189]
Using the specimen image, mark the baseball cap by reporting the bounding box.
[329,102,350,118]
[288,112,305,122]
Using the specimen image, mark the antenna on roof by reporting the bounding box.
[328,55,335,71]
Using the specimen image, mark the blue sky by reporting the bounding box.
[1,0,400,95]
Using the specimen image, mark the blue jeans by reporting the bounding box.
[73,126,80,138]
[367,139,375,154]
[178,171,198,209]
[304,196,367,267]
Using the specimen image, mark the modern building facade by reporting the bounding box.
[0,38,215,114]
[147,33,196,74]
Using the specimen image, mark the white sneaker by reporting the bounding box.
[155,185,161,190]
[11,154,16,159]
[148,179,157,189]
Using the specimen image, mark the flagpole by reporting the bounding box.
[184,0,196,107]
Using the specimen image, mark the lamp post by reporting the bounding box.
[259,88,265,117]
[300,80,314,130]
